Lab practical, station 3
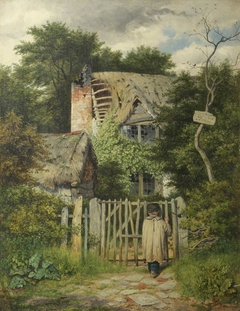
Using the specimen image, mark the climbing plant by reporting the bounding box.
[92,116,163,199]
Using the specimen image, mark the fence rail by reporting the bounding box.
[59,196,188,265]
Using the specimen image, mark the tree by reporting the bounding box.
[14,22,103,132]
[0,65,46,129]
[151,61,240,196]
[0,111,47,186]
[190,6,240,182]
[121,45,175,75]
[13,22,176,132]
[92,47,123,72]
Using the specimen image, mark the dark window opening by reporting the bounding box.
[122,124,156,144]
[122,125,138,141]
[143,173,155,195]
[130,173,155,196]
[140,125,155,143]
[130,173,139,196]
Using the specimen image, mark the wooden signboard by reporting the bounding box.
[193,111,216,126]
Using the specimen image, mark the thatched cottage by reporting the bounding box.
[35,131,97,202]
[71,70,173,196]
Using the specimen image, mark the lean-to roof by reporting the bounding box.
[35,131,97,190]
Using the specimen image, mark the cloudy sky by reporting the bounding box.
[1,0,240,73]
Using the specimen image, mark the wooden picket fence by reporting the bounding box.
[60,196,188,266]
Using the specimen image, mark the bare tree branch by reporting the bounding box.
[192,5,240,182]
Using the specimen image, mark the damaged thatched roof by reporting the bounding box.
[91,72,174,125]
[35,131,97,190]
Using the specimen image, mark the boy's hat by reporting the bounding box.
[147,203,161,214]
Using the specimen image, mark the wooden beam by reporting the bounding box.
[93,102,111,108]
[92,88,111,95]
[94,96,112,101]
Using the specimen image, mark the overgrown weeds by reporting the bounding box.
[0,249,127,311]
[43,247,126,277]
[172,238,240,304]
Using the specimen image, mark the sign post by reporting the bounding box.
[193,111,216,126]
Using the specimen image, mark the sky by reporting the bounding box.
[0,0,240,73]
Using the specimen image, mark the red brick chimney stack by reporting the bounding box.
[71,83,92,132]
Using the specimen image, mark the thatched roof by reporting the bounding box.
[35,131,97,190]
[91,72,174,125]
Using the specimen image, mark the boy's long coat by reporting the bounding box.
[142,217,171,264]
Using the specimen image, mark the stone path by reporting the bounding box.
[68,270,240,311]
[96,272,179,310]
[25,265,240,311]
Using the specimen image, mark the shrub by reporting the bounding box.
[8,253,60,289]
[172,239,239,302]
[0,186,72,245]
[0,186,73,287]
[183,181,239,242]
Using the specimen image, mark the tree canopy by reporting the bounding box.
[0,111,47,186]
[151,61,240,196]
[121,45,175,75]
[9,22,175,132]
[14,22,103,132]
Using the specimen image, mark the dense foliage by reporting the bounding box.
[92,116,163,199]
[0,111,47,186]
[9,253,60,289]
[151,61,240,194]
[1,22,174,132]
[14,22,103,132]
[172,239,239,302]
[121,45,175,75]
[0,64,40,124]
[148,61,240,241]
[0,186,72,288]
[183,181,239,242]
[0,186,70,245]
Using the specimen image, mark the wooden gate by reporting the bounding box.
[89,197,188,265]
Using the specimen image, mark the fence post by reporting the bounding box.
[89,198,101,254]
[171,198,179,261]
[60,206,69,249]
[124,198,129,266]
[176,196,188,257]
[101,201,106,258]
[84,207,88,258]
[71,196,83,254]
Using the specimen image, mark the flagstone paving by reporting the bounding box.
[88,271,240,311]
[25,268,240,311]
[88,270,189,310]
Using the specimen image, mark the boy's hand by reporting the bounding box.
[164,216,169,223]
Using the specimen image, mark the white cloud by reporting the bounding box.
[0,0,239,71]
[111,23,169,52]
[172,43,206,73]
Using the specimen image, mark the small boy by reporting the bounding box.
[142,203,171,278]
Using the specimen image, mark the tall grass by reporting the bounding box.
[43,247,126,278]
[172,238,240,303]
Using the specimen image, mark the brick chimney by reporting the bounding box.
[71,82,92,132]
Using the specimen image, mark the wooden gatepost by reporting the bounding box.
[71,196,83,254]
[171,197,188,260]
[60,206,69,249]
[89,198,101,254]
[176,196,188,257]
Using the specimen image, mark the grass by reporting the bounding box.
[43,247,126,278]
[0,248,127,311]
[1,240,239,310]
[171,238,240,304]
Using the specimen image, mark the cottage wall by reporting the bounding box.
[71,83,92,132]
